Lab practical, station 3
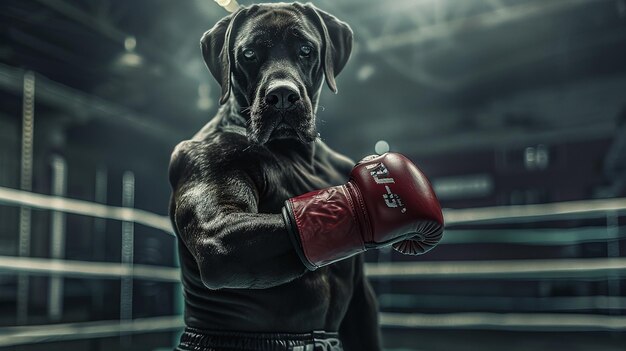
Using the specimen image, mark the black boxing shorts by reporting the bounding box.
[175,327,343,351]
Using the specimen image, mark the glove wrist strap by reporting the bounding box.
[282,185,365,270]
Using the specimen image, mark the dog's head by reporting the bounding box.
[201,3,353,145]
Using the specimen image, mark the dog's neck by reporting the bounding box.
[217,97,248,133]
[215,97,319,163]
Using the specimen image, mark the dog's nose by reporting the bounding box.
[265,83,300,110]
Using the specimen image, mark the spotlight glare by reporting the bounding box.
[124,36,137,52]
[375,140,390,154]
[214,0,240,12]
[357,64,375,81]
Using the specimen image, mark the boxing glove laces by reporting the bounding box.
[282,152,444,270]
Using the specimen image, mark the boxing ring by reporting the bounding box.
[0,185,624,347]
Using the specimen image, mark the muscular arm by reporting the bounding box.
[339,255,382,351]
[169,140,306,289]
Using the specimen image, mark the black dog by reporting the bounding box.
[169,3,380,350]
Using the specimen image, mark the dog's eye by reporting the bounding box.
[243,49,256,61]
[299,45,312,57]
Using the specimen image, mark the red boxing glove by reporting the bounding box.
[282,153,444,270]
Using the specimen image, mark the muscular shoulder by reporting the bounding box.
[168,131,260,190]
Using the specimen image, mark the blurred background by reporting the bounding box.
[0,0,625,350]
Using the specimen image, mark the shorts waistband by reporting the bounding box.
[176,327,343,351]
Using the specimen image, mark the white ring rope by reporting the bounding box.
[443,197,626,225]
[0,255,180,282]
[365,258,626,279]
[1,187,625,280]
[1,186,624,232]
[377,294,626,311]
[0,186,173,234]
[440,226,626,245]
[1,311,625,347]
[1,255,625,281]
[0,190,622,345]
[0,316,184,347]
[379,312,626,331]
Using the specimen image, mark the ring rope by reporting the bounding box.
[0,186,173,234]
[0,255,180,282]
[2,186,624,231]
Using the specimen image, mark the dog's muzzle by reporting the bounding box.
[249,78,316,144]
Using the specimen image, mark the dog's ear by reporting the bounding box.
[301,4,353,93]
[200,10,246,105]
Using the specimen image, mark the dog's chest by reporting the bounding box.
[259,155,346,213]
[253,149,356,328]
